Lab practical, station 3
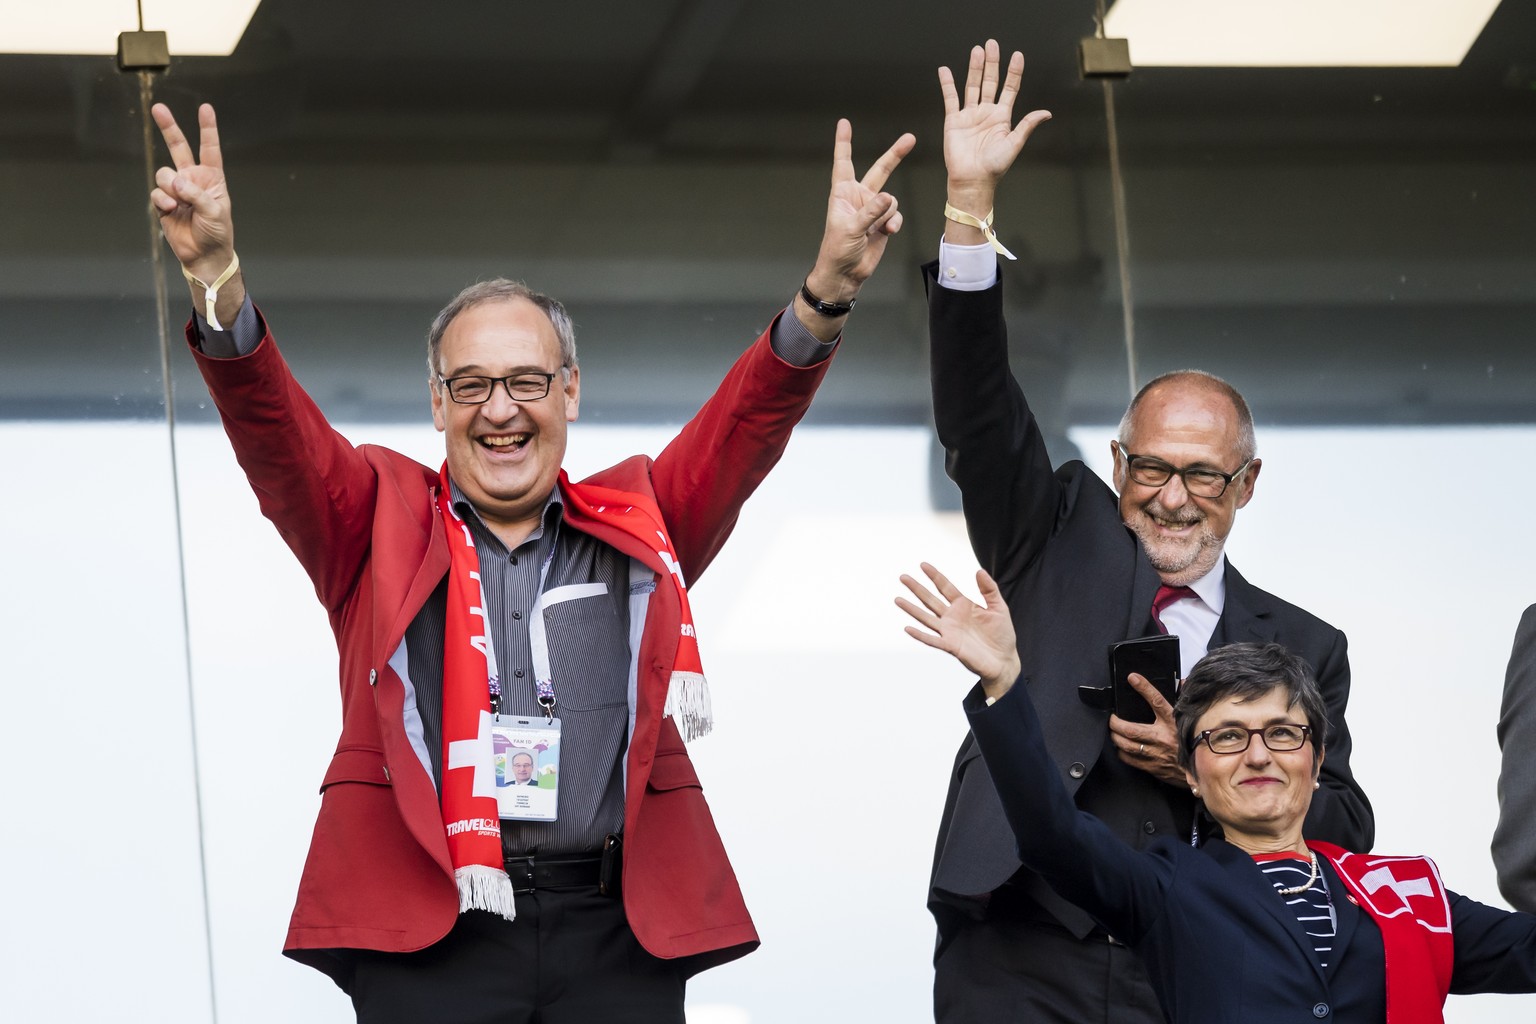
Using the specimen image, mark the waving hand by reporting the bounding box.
[938,40,1051,241]
[898,563,1021,702]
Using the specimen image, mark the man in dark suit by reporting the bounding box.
[1495,605,1536,912]
[925,41,1375,1023]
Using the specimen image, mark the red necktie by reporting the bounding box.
[1151,584,1196,634]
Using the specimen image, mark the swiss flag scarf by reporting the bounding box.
[435,465,710,921]
[435,467,515,919]
[555,470,712,741]
[1310,841,1455,1024]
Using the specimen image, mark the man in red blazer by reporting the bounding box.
[149,102,914,1023]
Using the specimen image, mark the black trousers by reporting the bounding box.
[348,887,686,1024]
[934,916,1165,1024]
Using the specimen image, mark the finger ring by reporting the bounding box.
[1138,743,1146,755]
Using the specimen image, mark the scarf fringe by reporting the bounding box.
[455,864,517,922]
[664,670,713,741]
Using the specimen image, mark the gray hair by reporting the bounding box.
[1174,641,1328,771]
[1117,370,1257,464]
[425,278,578,383]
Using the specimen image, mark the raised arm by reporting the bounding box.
[929,42,1060,585]
[153,103,381,608]
[897,563,1174,942]
[150,103,246,328]
[791,119,916,342]
[650,121,914,576]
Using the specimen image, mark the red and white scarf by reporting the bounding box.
[436,467,514,919]
[1310,841,1455,1024]
[435,465,710,920]
[556,470,711,741]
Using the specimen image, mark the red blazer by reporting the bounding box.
[191,312,830,984]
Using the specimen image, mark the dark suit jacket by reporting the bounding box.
[925,263,1375,945]
[964,681,1536,1024]
[1495,604,1536,911]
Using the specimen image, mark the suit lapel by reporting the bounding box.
[1213,561,1277,649]
[1127,549,1163,639]
[1207,840,1331,990]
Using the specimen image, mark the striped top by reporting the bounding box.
[1255,852,1339,969]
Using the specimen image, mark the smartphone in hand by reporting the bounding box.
[1108,634,1180,724]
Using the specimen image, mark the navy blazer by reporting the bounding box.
[965,682,1536,1023]
[925,262,1374,942]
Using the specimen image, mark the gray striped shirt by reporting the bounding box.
[408,486,635,857]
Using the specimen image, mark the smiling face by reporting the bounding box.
[1184,686,1321,853]
[510,752,535,782]
[1113,380,1260,587]
[431,298,580,545]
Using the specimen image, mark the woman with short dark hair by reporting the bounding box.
[899,562,1536,1023]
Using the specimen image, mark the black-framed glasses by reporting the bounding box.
[438,372,557,405]
[1188,723,1312,756]
[1117,446,1252,499]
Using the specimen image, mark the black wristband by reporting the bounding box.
[800,280,856,317]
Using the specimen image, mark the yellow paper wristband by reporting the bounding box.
[182,252,241,332]
[942,204,1016,262]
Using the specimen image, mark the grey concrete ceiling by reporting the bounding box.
[2,0,1534,430]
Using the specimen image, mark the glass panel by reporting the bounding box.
[1104,9,1534,1021]
[16,3,1532,1021]
[0,60,213,1021]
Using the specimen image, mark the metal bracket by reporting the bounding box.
[1079,37,1133,79]
[117,31,171,73]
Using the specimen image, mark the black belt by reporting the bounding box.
[504,834,622,897]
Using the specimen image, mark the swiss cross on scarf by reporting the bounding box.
[435,466,515,920]
[1310,842,1455,1024]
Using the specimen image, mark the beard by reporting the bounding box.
[1125,498,1224,585]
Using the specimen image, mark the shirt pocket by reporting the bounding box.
[542,584,629,713]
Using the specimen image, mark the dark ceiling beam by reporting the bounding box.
[608,0,748,160]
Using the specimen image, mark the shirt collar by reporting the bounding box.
[1184,553,1228,616]
[448,479,564,550]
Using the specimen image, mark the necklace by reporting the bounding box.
[1275,849,1320,896]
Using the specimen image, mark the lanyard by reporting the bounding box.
[525,535,560,722]
[481,516,560,722]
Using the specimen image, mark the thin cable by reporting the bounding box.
[1103,78,1138,398]
[1095,0,1139,397]
[137,0,145,31]
[138,68,221,1024]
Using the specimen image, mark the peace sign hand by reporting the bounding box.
[149,103,235,283]
[801,119,917,316]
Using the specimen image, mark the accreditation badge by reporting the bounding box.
[490,716,561,822]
